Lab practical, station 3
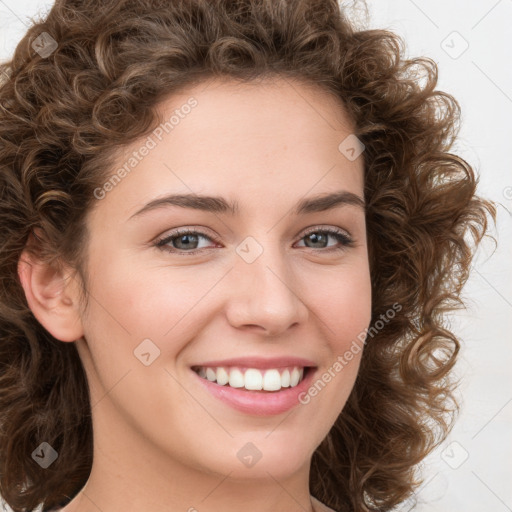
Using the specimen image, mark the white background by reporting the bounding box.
[0,1,511,511]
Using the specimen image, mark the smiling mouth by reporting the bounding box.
[191,365,313,392]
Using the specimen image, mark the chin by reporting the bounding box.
[197,435,314,481]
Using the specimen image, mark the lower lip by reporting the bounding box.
[192,367,317,416]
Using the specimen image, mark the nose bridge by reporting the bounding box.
[225,233,309,335]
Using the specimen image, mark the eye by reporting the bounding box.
[154,228,219,254]
[154,226,354,255]
[294,227,354,252]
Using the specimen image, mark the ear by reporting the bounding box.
[17,243,84,343]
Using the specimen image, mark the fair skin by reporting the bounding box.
[18,77,371,512]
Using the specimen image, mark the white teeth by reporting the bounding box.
[216,367,229,386]
[228,368,244,388]
[280,369,290,387]
[290,368,300,387]
[244,369,263,390]
[194,365,307,391]
[262,369,281,391]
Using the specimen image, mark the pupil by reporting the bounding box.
[177,234,197,249]
[308,233,326,247]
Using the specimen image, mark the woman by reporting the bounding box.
[0,1,495,511]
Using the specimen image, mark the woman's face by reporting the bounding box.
[73,78,371,483]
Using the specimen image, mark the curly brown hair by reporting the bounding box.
[0,0,496,511]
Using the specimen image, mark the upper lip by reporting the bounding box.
[191,356,317,369]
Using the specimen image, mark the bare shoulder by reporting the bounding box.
[311,495,338,512]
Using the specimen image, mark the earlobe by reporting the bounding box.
[17,249,84,343]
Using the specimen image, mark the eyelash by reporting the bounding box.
[154,226,354,256]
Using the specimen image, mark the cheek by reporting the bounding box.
[76,252,210,438]
[83,249,216,341]
[298,260,371,415]
[312,260,372,346]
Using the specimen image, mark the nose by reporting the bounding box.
[224,243,310,337]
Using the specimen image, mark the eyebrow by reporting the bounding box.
[129,190,365,220]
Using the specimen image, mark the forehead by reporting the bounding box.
[155,76,355,145]
[90,77,364,221]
